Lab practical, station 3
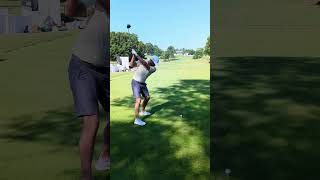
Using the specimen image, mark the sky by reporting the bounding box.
[110,0,210,50]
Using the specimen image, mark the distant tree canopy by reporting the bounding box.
[145,43,154,55]
[185,49,195,55]
[153,45,163,57]
[144,43,163,56]
[110,32,163,61]
[204,36,210,56]
[193,48,204,59]
[167,46,176,58]
[110,32,146,61]
[161,51,171,60]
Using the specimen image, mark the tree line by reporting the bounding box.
[110,32,211,61]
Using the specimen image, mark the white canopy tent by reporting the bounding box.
[21,0,61,26]
[38,0,61,26]
[120,57,130,70]
[0,9,9,33]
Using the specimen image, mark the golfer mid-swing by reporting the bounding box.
[66,0,109,179]
[130,49,159,126]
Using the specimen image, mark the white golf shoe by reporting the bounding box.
[134,118,146,126]
[139,111,151,116]
[95,156,110,171]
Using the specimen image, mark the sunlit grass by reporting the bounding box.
[110,56,210,179]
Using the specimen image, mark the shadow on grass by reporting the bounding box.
[0,106,109,180]
[212,57,320,180]
[111,80,210,180]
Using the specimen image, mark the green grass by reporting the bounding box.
[0,32,210,179]
[110,56,210,179]
[213,1,320,179]
[212,57,320,180]
[0,31,108,180]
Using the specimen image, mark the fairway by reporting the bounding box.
[213,0,320,179]
[0,32,108,180]
[110,56,210,179]
[212,57,320,180]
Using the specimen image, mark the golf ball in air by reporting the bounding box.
[225,169,231,174]
[180,114,182,118]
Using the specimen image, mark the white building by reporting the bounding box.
[175,50,191,56]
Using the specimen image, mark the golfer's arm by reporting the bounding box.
[135,55,150,70]
[129,55,137,68]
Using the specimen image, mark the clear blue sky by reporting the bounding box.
[110,0,210,50]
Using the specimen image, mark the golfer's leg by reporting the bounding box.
[135,98,141,118]
[80,115,99,180]
[101,120,110,159]
[141,85,150,112]
[68,55,99,179]
[141,96,150,112]
[132,80,142,118]
[97,71,110,160]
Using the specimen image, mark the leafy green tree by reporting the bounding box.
[152,45,162,56]
[167,46,175,58]
[162,51,171,60]
[137,41,146,56]
[145,43,154,55]
[182,48,186,55]
[110,32,145,61]
[204,36,210,55]
[185,49,195,55]
[193,48,204,59]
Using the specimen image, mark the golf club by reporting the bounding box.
[126,24,138,61]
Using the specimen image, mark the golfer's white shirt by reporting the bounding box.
[133,63,156,83]
[72,3,109,67]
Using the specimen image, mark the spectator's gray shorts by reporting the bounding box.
[131,79,149,98]
[68,54,109,118]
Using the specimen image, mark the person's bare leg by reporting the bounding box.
[134,98,141,118]
[141,96,150,112]
[101,120,110,160]
[79,115,99,180]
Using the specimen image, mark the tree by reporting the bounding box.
[153,45,163,56]
[185,49,195,55]
[193,48,204,59]
[182,48,186,55]
[145,43,154,55]
[161,51,171,60]
[204,36,210,56]
[167,46,175,58]
[110,32,145,61]
[137,41,146,57]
